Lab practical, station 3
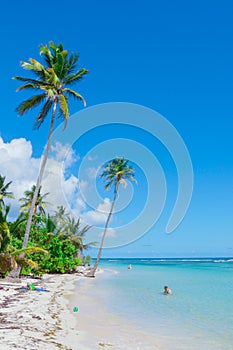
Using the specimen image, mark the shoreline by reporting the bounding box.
[72,269,162,350]
[0,269,162,350]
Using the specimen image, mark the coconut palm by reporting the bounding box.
[61,217,90,237]
[13,41,89,253]
[52,205,69,228]
[0,175,14,209]
[19,185,49,217]
[58,216,96,258]
[86,157,136,277]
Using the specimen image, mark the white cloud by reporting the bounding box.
[98,227,116,238]
[0,137,81,218]
[0,137,113,229]
[50,141,79,167]
[86,166,99,180]
[0,137,40,218]
[81,198,111,225]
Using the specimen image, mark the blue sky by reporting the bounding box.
[0,0,232,257]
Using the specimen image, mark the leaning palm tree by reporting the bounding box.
[86,157,136,277]
[13,41,89,253]
[0,175,14,209]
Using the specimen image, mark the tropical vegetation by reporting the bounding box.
[0,178,93,277]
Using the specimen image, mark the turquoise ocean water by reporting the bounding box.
[90,258,233,350]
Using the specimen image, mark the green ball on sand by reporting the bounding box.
[73,306,79,312]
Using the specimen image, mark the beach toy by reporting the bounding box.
[73,306,79,312]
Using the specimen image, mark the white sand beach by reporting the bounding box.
[0,273,84,350]
[0,271,162,350]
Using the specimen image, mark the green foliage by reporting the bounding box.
[23,232,82,274]
[0,175,14,209]
[19,185,49,217]
[101,157,136,191]
[0,206,12,253]
[0,176,93,277]
[14,41,89,129]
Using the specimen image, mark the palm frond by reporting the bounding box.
[24,259,38,269]
[64,88,86,106]
[16,83,42,92]
[58,95,69,128]
[64,68,89,85]
[11,246,48,257]
[53,52,65,78]
[16,93,46,115]
[13,76,51,86]
[66,53,79,74]
[40,44,54,66]
[20,59,49,80]
[28,58,46,72]
[34,99,53,129]
[47,67,61,86]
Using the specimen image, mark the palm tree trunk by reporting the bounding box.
[86,184,118,278]
[13,101,57,278]
[23,101,57,249]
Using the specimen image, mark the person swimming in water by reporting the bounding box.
[163,285,172,294]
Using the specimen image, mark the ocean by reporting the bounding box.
[82,258,233,350]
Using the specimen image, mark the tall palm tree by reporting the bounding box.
[0,175,14,209]
[86,157,136,277]
[13,41,89,253]
[19,185,49,217]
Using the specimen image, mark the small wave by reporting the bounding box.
[151,259,166,261]
[180,259,212,262]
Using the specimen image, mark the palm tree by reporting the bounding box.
[19,185,49,217]
[0,175,14,209]
[62,216,90,237]
[86,157,136,277]
[52,205,69,228]
[58,216,96,259]
[13,41,89,253]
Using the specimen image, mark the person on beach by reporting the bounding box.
[163,285,172,294]
[128,264,132,270]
